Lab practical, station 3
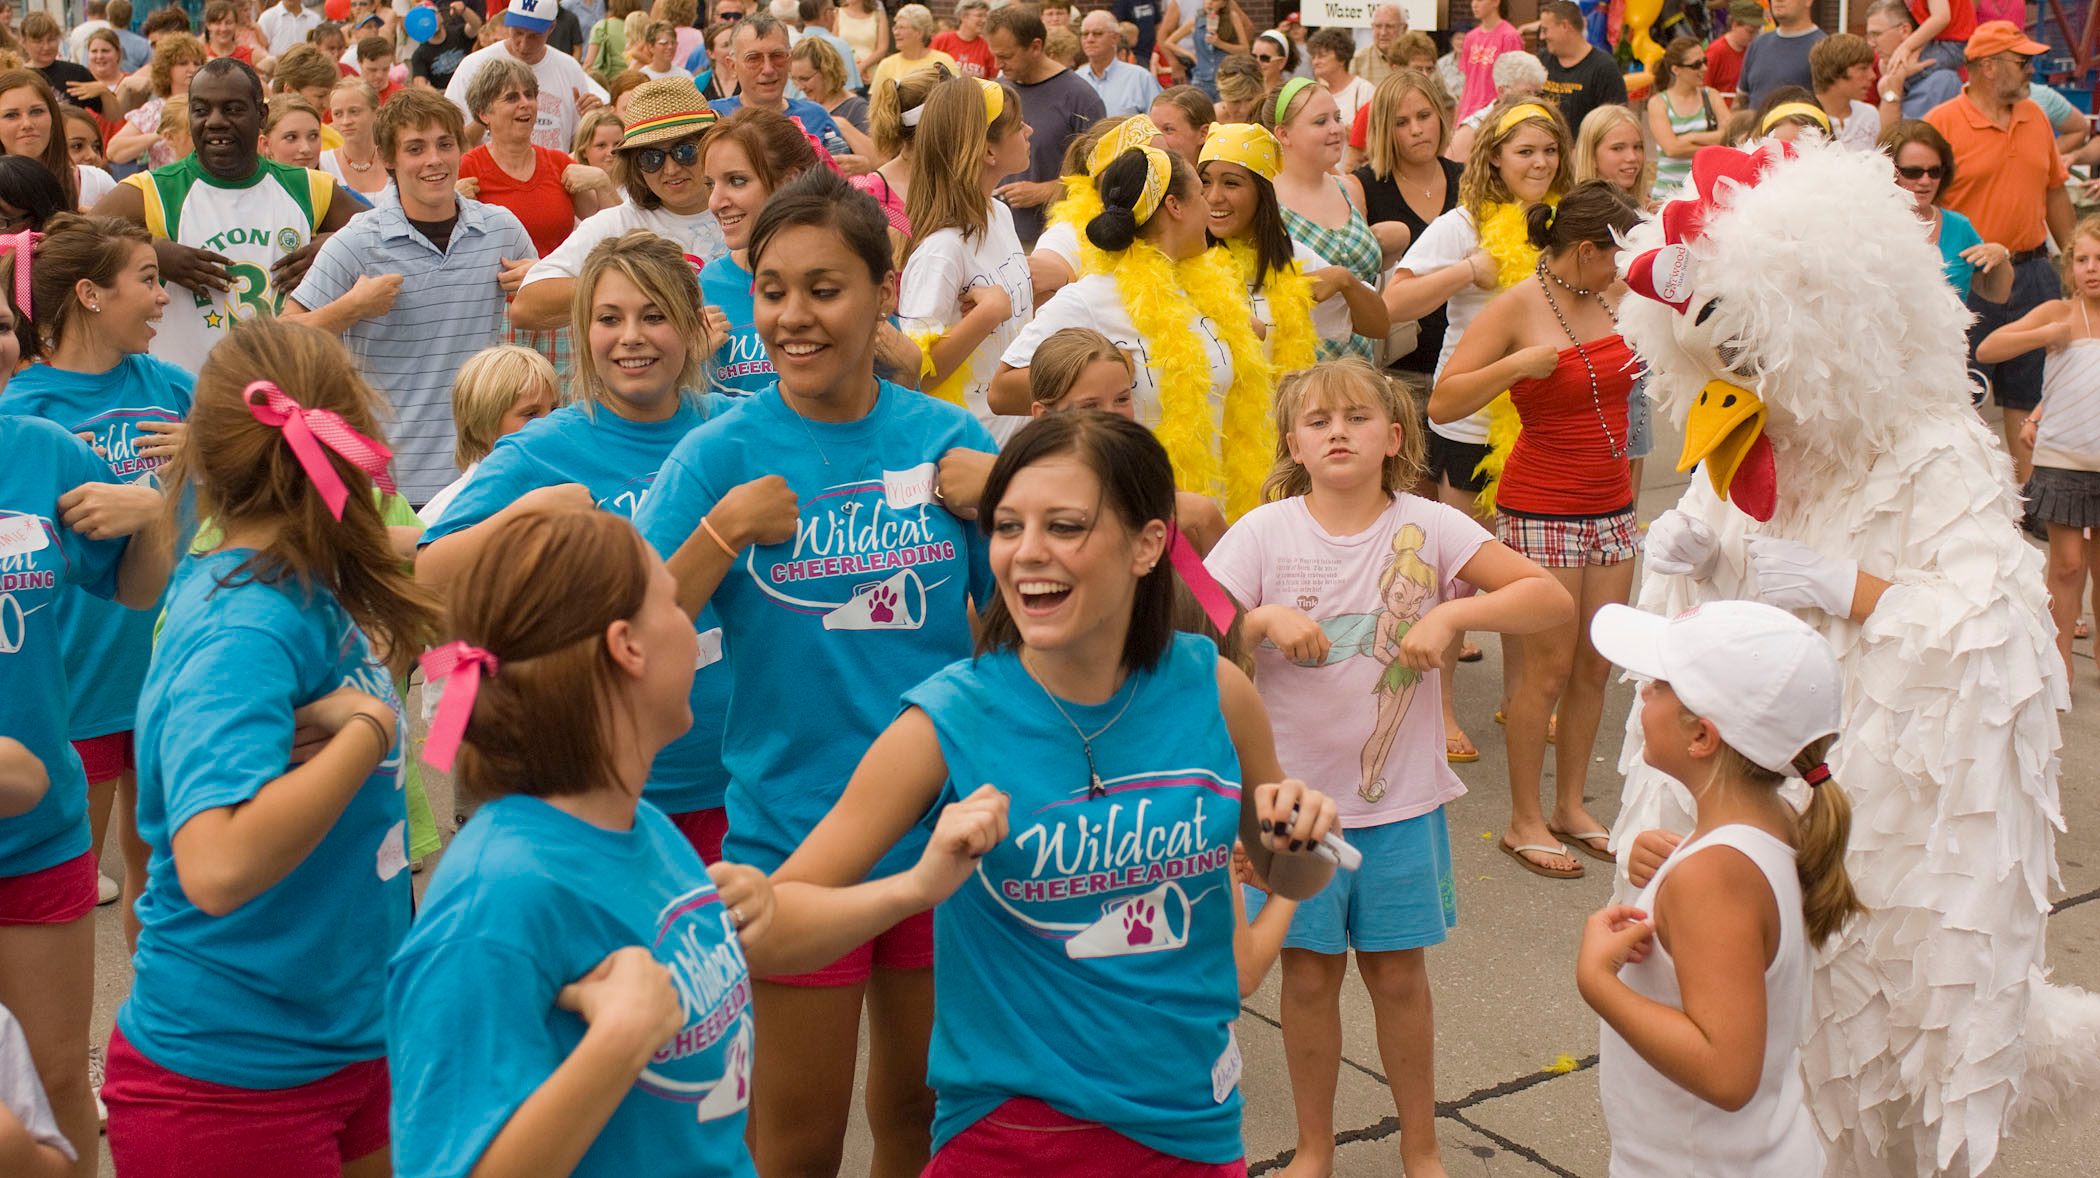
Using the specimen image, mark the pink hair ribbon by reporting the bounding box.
[418,641,500,772]
[1167,519,1236,638]
[243,380,396,519]
[0,231,39,318]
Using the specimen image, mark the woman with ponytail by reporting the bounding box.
[1198,122,1385,373]
[102,316,436,1177]
[898,74,1034,440]
[1027,113,1159,304]
[991,143,1272,520]
[1429,179,1639,881]
[855,61,948,235]
[0,214,185,951]
[1580,599,1860,1176]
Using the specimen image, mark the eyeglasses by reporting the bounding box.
[1995,53,2035,73]
[1253,52,1278,62]
[1895,164,1944,181]
[739,49,789,68]
[1682,57,1705,69]
[633,139,702,173]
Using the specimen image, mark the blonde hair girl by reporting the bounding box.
[261,94,324,170]
[415,345,561,526]
[1574,103,1655,209]
[858,61,950,235]
[900,75,1034,436]
[1027,325,1135,414]
[570,106,626,170]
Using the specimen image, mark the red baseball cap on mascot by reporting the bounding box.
[1963,21,2048,60]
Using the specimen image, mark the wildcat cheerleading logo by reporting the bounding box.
[636,888,754,1123]
[73,406,183,484]
[0,513,58,656]
[748,468,958,630]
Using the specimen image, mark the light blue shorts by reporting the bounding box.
[1246,806,1457,955]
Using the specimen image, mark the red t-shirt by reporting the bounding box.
[932,31,997,80]
[1497,334,1637,516]
[459,144,577,259]
[1911,0,1977,43]
[1704,36,1746,97]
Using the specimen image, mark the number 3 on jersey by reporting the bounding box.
[192,261,275,326]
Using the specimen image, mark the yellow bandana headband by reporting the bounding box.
[1495,102,1557,136]
[1273,76,1315,126]
[978,78,1005,125]
[1199,123,1279,182]
[1760,101,1832,134]
[1088,114,1161,177]
[1131,145,1173,226]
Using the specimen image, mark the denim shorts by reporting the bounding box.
[1246,807,1457,955]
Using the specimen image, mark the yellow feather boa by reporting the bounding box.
[1470,200,1548,514]
[1046,176,1110,277]
[1222,239,1317,377]
[906,328,970,408]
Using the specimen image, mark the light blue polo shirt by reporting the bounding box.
[290,195,537,507]
[706,96,852,159]
[1078,58,1162,118]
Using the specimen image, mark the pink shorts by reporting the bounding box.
[103,1026,390,1178]
[0,851,97,926]
[923,1098,1247,1177]
[670,806,728,865]
[766,908,935,987]
[72,729,135,784]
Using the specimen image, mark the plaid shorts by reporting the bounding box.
[1497,507,1639,568]
[507,325,575,386]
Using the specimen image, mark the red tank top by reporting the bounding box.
[1911,0,1977,43]
[1496,334,1637,516]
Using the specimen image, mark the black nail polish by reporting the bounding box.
[1290,839,1303,852]
[1259,820,1272,833]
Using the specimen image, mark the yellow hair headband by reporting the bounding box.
[1760,101,1832,134]
[1273,76,1316,126]
[1199,122,1279,182]
[1088,114,1161,177]
[978,78,1004,126]
[1131,145,1173,226]
[1495,102,1557,136]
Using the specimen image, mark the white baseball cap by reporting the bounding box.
[1590,600,1841,774]
[504,0,557,32]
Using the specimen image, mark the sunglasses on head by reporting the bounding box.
[1895,164,1944,181]
[634,139,702,173]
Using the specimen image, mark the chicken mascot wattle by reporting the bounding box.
[1610,139,2100,1176]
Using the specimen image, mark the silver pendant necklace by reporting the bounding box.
[1536,258,1626,461]
[1021,653,1136,800]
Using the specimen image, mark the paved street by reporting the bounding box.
[84,411,2100,1175]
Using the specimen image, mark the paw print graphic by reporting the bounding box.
[867,582,898,624]
[1122,898,1156,946]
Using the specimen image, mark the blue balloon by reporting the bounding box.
[405,5,438,42]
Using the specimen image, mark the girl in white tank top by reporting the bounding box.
[1580,601,1865,1177]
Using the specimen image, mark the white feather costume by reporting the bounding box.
[1609,139,2100,1176]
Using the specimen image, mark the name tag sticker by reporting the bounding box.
[696,627,725,670]
[882,463,939,509]
[1212,1027,1242,1104]
[0,515,50,560]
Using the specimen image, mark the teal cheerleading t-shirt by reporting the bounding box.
[903,632,1248,1164]
[423,397,738,814]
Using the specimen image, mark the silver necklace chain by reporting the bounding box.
[1021,654,1136,800]
[1536,258,1626,461]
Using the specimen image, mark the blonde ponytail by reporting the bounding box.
[1791,735,1865,947]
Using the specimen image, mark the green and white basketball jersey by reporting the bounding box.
[125,156,338,374]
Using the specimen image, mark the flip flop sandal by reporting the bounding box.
[1446,734,1480,764]
[1499,839,1584,879]
[2078,618,2091,640]
[1458,642,1484,663]
[1492,710,1557,742]
[1550,826,1616,864]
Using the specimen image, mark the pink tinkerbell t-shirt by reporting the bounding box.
[1207,493,1490,828]
[1458,19,1524,120]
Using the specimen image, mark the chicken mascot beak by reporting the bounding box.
[1677,379,1777,522]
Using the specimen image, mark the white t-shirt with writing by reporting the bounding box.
[1398,206,1494,444]
[1001,271,1235,429]
[1207,493,1490,826]
[899,200,1035,443]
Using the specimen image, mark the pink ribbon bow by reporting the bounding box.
[1167,519,1236,639]
[418,641,500,772]
[244,381,396,519]
[0,230,40,319]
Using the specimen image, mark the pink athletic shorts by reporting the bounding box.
[669,806,729,865]
[103,1027,391,1178]
[765,909,935,987]
[0,851,97,926]
[923,1098,1247,1177]
[72,729,135,784]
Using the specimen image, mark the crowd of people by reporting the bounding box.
[0,0,2091,1174]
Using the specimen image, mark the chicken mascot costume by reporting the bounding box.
[1609,138,2100,1176]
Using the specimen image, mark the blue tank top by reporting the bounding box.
[903,632,1246,1164]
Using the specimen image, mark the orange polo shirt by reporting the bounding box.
[1925,89,2069,252]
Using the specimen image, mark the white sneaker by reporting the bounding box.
[95,874,118,906]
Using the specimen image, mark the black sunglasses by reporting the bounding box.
[1254,52,1278,62]
[1895,164,1945,181]
[1682,57,1705,69]
[634,139,702,173]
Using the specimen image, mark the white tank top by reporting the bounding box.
[1598,824,1823,1177]
[2036,300,2100,473]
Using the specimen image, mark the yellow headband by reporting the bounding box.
[1495,102,1557,136]
[1199,122,1280,182]
[1132,145,1173,226]
[1760,101,1832,134]
[978,78,1004,126]
[1087,114,1161,177]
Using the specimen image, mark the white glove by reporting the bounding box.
[1644,509,1720,580]
[1747,535,1859,616]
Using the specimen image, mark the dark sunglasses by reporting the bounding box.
[634,139,702,173]
[1254,52,1278,62]
[1895,164,1944,181]
[1682,57,1705,69]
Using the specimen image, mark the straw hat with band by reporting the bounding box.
[622,76,720,150]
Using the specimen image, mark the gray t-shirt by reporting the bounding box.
[1004,67,1107,246]
[0,1006,74,1164]
[1738,27,1827,108]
